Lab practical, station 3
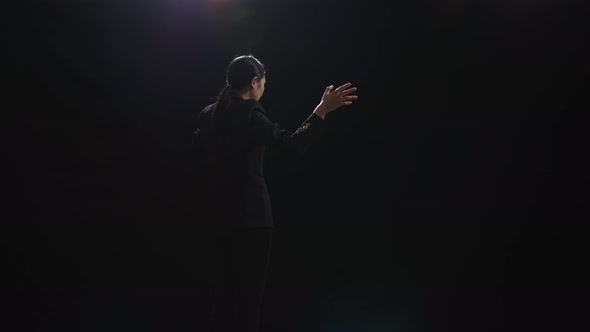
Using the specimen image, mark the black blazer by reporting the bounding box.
[192,92,325,233]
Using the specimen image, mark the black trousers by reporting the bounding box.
[208,227,273,332]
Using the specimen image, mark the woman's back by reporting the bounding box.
[196,94,274,234]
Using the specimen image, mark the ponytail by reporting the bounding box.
[210,84,234,153]
[212,84,234,120]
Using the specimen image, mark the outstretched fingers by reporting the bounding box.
[340,85,358,105]
[342,94,357,105]
[340,87,357,95]
[322,82,358,107]
[333,82,352,94]
[342,95,358,100]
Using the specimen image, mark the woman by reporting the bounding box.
[193,54,358,332]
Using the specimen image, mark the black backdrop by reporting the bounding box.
[2,0,589,331]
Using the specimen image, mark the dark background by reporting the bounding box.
[2,0,589,331]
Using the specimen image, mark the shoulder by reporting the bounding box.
[243,99,266,114]
[243,100,269,126]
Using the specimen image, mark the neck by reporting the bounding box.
[238,88,255,101]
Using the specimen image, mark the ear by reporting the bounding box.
[250,76,259,88]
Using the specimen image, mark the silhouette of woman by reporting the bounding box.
[192,54,358,332]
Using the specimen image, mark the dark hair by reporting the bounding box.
[212,54,266,118]
[208,55,265,156]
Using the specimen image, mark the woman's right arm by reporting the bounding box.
[248,82,358,156]
[248,108,326,156]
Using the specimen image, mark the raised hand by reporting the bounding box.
[314,82,358,118]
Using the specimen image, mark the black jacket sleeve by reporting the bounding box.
[247,101,325,156]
